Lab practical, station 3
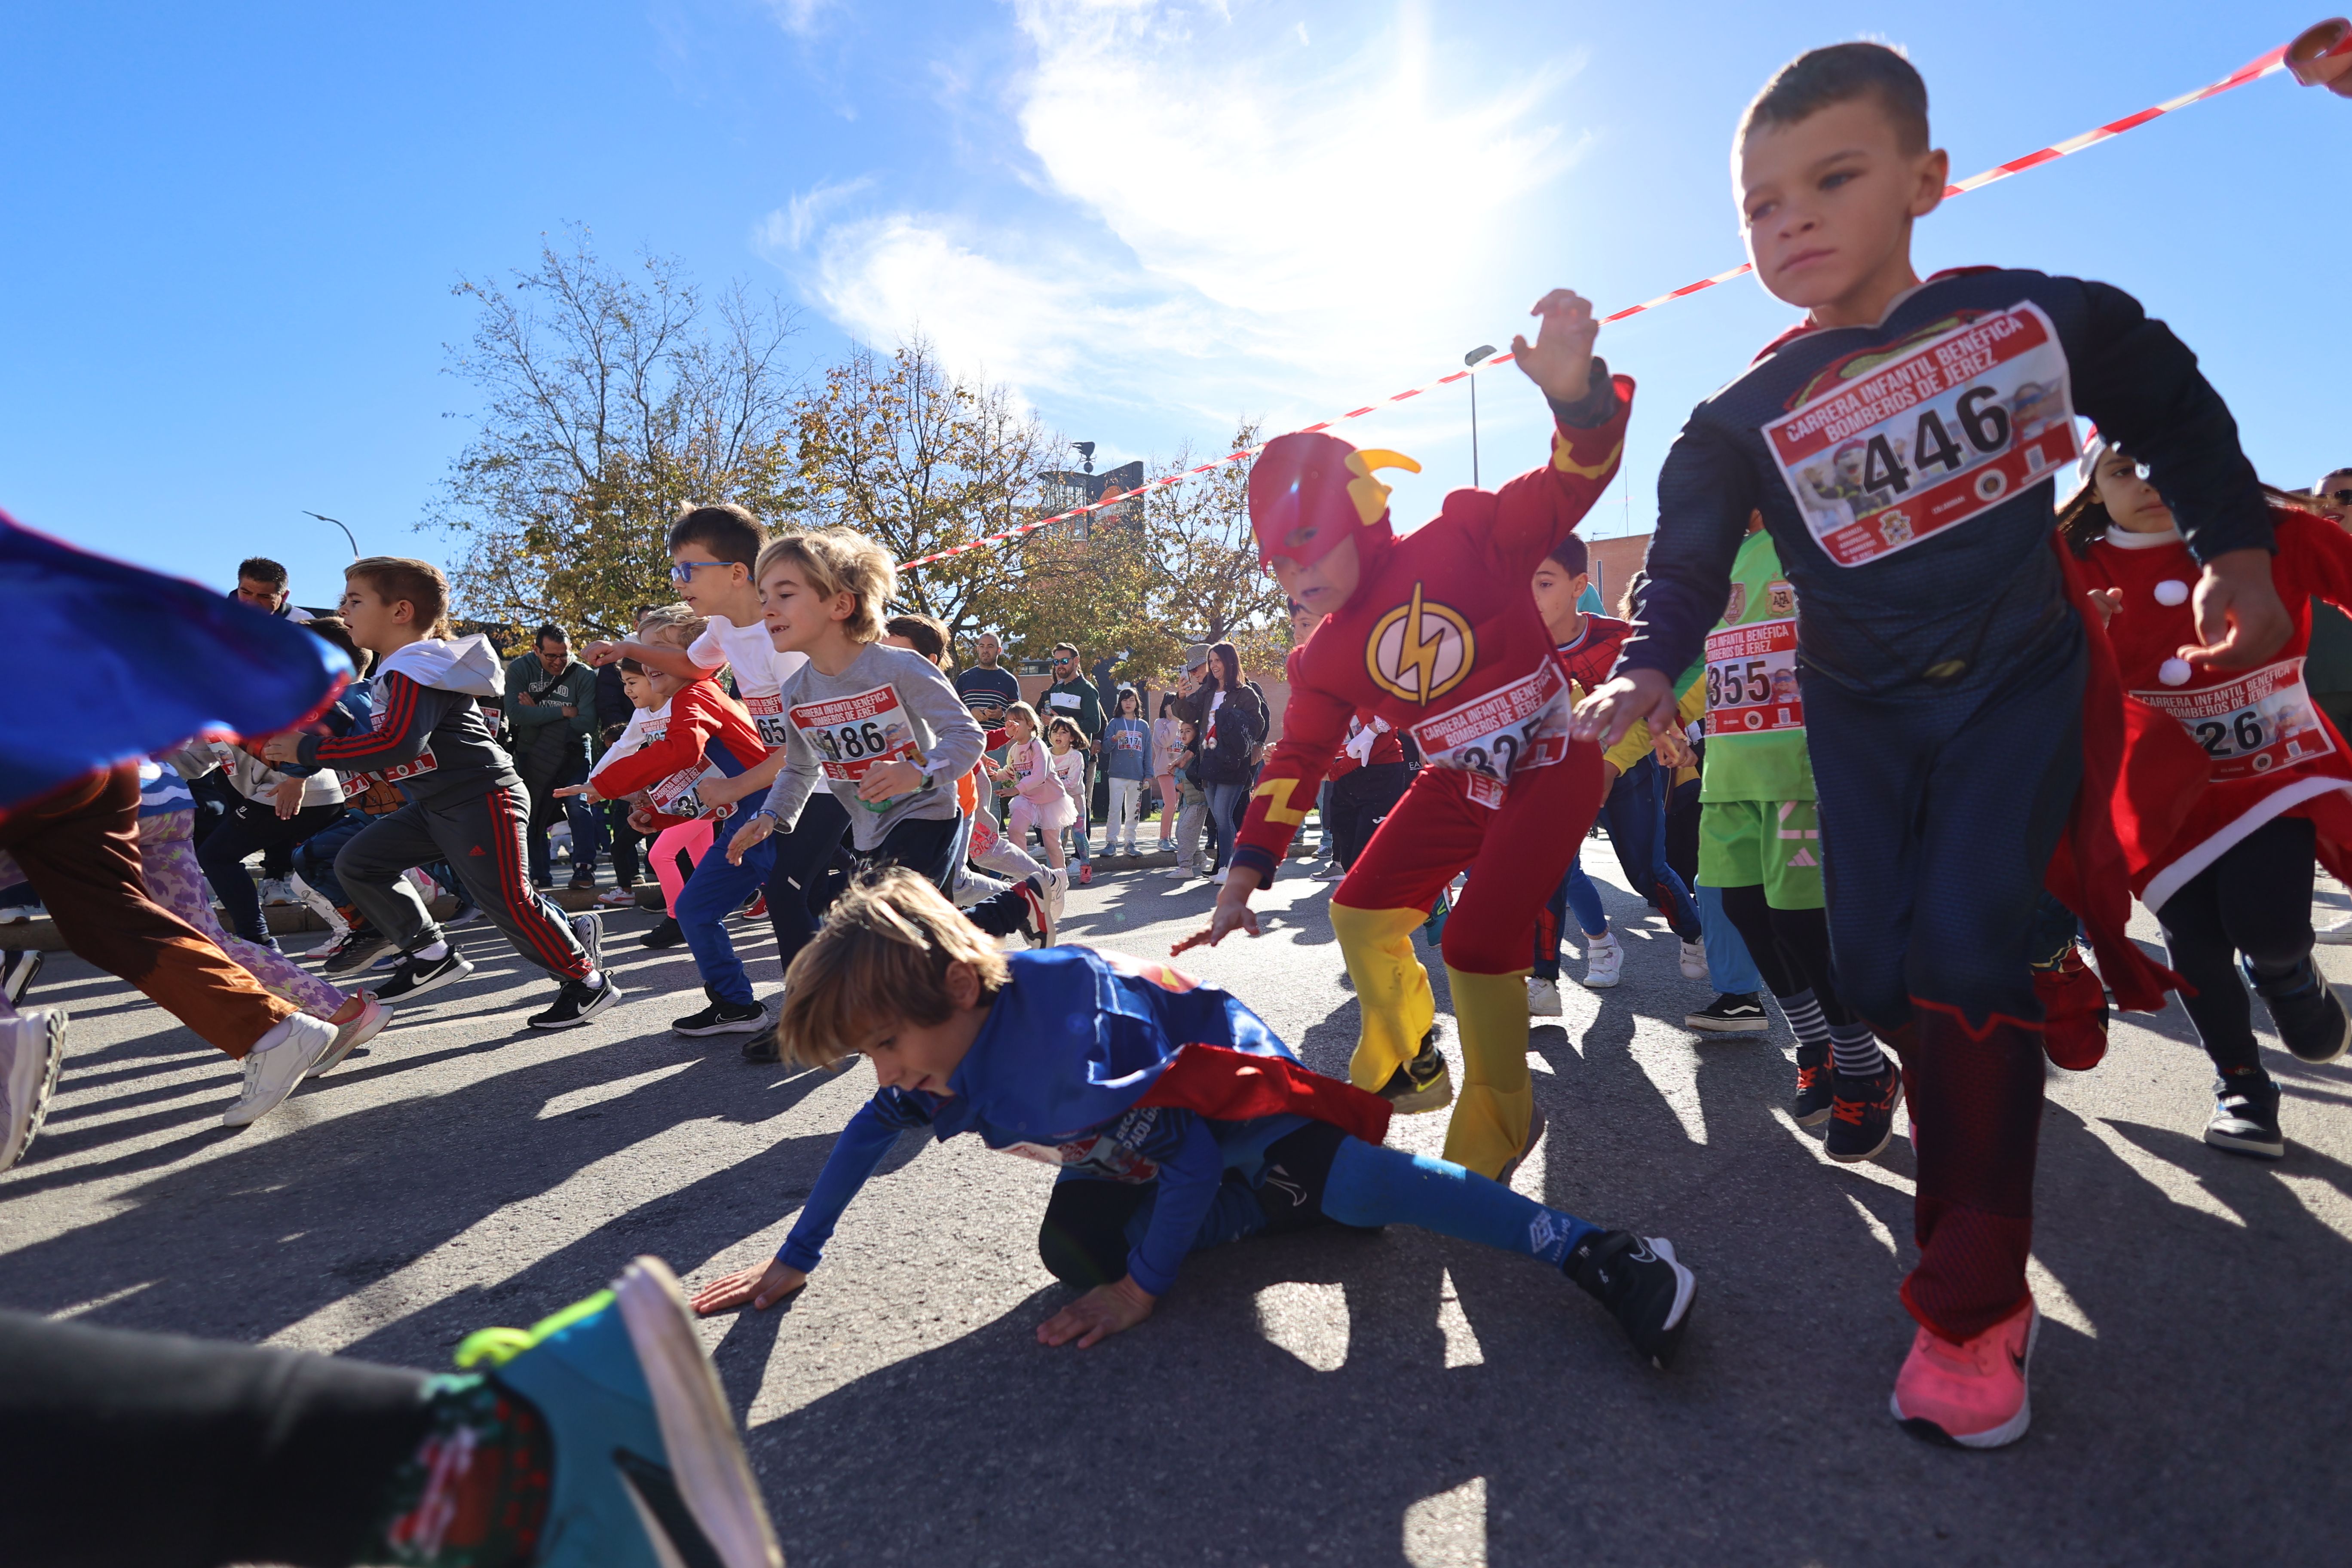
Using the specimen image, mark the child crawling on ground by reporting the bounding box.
[688,868,1698,1365]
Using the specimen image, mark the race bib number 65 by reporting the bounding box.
[1764,303,2078,567]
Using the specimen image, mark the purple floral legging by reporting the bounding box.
[138,810,347,1019]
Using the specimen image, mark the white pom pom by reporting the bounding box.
[2153,579,2190,607]
[2159,657,2193,687]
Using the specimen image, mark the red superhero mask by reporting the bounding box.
[1249,431,1421,568]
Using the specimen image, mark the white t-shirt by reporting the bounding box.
[689,616,808,749]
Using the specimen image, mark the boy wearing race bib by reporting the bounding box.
[1575,45,2289,1447]
[1693,518,1890,1155]
[565,619,776,1039]
[720,528,1052,999]
[2069,441,2352,1159]
[1176,287,1631,1181]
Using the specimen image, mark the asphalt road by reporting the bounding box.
[4,843,2350,1567]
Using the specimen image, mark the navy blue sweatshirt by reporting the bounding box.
[1624,267,2273,698]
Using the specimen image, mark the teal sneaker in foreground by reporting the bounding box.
[457,1256,781,1568]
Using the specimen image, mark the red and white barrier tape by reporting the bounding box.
[901,43,2290,572]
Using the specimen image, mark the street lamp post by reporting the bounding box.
[1463,345,1496,487]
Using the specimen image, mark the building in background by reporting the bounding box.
[1040,459,1144,543]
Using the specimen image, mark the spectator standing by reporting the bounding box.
[1151,693,1183,853]
[1102,686,1152,856]
[955,631,1022,815]
[230,557,312,623]
[1040,642,1104,882]
[503,624,600,890]
[1193,641,1268,884]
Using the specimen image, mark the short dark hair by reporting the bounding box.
[1740,42,1930,155]
[884,613,949,665]
[304,616,371,679]
[238,557,288,589]
[1545,535,1589,576]
[668,503,766,568]
[534,622,568,648]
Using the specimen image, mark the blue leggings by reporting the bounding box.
[1534,864,1609,980]
[1602,759,1701,942]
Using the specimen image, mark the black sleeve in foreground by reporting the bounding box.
[2071,279,2272,564]
[1617,414,1758,680]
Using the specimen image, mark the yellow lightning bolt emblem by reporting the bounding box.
[1251,776,1311,825]
[1552,435,1625,481]
[1396,582,1444,701]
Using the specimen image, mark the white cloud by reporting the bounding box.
[776,0,1591,455]
[764,0,832,38]
[759,175,876,253]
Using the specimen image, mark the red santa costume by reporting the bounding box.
[1226,364,1632,1177]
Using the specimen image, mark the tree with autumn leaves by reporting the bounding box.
[435,233,1288,673]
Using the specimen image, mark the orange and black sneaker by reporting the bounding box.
[1791,1045,1836,1127]
[1825,1063,1902,1163]
[2033,943,2109,1071]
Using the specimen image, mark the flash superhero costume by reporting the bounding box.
[1624,267,2272,1342]
[1230,360,1632,1177]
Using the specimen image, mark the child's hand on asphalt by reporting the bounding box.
[1036,1277,1155,1348]
[690,1259,807,1315]
[1172,880,1262,955]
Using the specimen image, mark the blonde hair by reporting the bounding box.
[1001,700,1041,735]
[754,527,896,644]
[346,557,451,638]
[775,868,1010,1069]
[637,601,709,650]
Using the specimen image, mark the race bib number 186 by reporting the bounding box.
[790,684,925,812]
[1764,303,2078,567]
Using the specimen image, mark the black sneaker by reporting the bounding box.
[1686,993,1769,1033]
[2204,1072,2285,1158]
[1565,1230,1696,1369]
[673,998,768,1037]
[376,948,474,1001]
[530,975,622,1030]
[741,1030,781,1065]
[1825,1064,1903,1163]
[641,915,686,950]
[1791,1044,1835,1127]
[318,927,398,977]
[1379,1028,1453,1113]
[569,912,605,975]
[2242,956,2350,1065]
[1,949,42,1005]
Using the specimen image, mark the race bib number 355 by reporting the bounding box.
[1704,617,1803,735]
[2131,657,2336,782]
[1764,303,2078,567]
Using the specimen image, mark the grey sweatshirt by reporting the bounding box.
[764,642,986,850]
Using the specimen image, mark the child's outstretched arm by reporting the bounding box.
[581,637,709,680]
[691,1093,929,1315]
[1036,1115,1221,1348]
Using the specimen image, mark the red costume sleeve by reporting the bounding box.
[1484,374,1634,580]
[590,683,764,799]
[1134,1042,1393,1147]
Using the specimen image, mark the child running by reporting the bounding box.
[266,557,618,1030]
[2070,441,2352,1156]
[1528,536,1630,1004]
[1574,44,2288,1446]
[720,528,1050,977]
[687,869,1697,1368]
[562,607,775,1038]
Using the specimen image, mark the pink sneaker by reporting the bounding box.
[1890,1298,2039,1448]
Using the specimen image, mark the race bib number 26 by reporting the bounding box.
[1764,303,2078,567]
[2132,657,2335,783]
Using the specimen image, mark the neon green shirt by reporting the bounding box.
[1699,529,1813,804]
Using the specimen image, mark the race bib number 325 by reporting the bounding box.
[1764,303,2078,567]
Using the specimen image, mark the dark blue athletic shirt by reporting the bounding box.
[1624,268,2273,698]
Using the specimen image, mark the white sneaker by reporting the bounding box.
[1583,935,1624,989]
[0,904,33,926]
[222,1014,334,1127]
[2317,914,2352,946]
[1679,940,1709,981]
[1046,867,1069,920]
[1164,865,1193,879]
[1527,976,1563,1017]
[308,992,389,1079]
[260,877,301,907]
[1213,868,1230,885]
[1,1008,67,1172]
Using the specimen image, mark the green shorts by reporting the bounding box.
[1697,799,1824,910]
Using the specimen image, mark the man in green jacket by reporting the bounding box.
[505,624,600,890]
[1040,641,1104,882]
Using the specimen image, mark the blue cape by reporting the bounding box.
[0,510,351,810]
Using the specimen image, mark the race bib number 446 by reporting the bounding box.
[1764,303,2078,567]
[1705,618,1803,735]
[2132,657,2336,782]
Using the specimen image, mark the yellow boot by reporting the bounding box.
[1330,901,1442,1102]
[1442,966,1537,1178]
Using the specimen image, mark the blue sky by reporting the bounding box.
[4,1,2345,612]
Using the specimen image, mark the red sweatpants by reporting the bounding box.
[0,766,294,1057]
